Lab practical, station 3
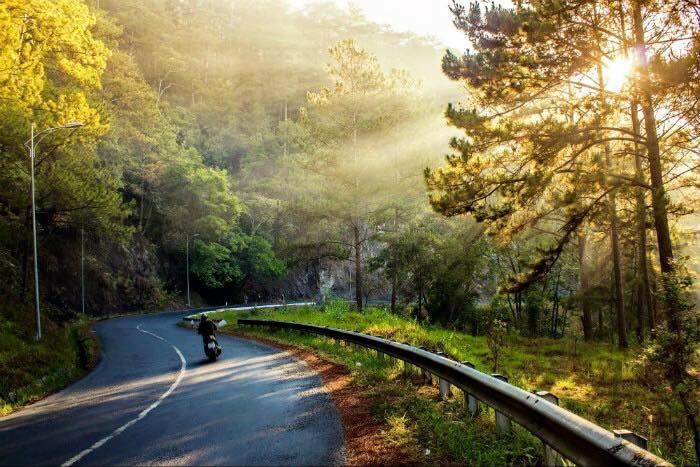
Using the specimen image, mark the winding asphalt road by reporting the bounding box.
[0,310,344,465]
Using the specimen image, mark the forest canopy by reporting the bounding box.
[1,0,697,343]
[0,0,458,315]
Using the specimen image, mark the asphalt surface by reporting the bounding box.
[0,311,344,466]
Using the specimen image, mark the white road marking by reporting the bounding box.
[137,323,165,341]
[61,325,187,466]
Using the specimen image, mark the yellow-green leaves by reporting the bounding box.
[0,0,109,112]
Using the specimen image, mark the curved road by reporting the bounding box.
[0,311,344,466]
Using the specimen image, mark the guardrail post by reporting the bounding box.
[435,352,452,400]
[439,378,452,400]
[461,362,480,417]
[400,343,416,378]
[536,391,563,466]
[613,429,648,450]
[386,340,398,367]
[418,347,433,384]
[491,374,512,435]
[403,360,414,378]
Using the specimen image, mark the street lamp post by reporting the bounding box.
[186,233,199,308]
[25,121,84,339]
[81,227,85,315]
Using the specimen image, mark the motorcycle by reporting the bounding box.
[204,334,222,362]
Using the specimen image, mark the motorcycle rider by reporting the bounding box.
[197,314,218,349]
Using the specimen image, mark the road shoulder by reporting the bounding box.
[224,329,422,466]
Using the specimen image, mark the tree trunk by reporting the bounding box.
[551,269,561,338]
[609,192,628,349]
[631,0,677,330]
[578,231,593,341]
[417,280,423,319]
[592,7,627,348]
[594,79,627,348]
[506,294,517,322]
[138,184,145,231]
[353,223,363,311]
[679,391,700,467]
[316,254,323,306]
[620,0,655,340]
[390,207,398,313]
[630,100,654,340]
[631,7,697,462]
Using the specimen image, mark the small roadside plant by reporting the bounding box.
[323,299,351,320]
[487,319,507,373]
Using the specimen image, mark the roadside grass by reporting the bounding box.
[209,301,695,465]
[0,303,98,416]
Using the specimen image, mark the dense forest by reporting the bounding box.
[1,0,699,461]
[3,0,697,333]
[1,0,456,315]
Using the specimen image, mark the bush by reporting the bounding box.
[0,303,97,415]
[643,264,699,464]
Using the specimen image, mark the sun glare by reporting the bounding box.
[602,56,634,92]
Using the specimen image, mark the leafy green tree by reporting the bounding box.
[0,0,129,309]
[192,233,284,298]
[300,39,420,310]
[191,241,242,289]
[372,216,490,331]
[158,161,241,242]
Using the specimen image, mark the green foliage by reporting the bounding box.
[158,161,241,241]
[0,1,696,459]
[373,216,492,331]
[0,0,127,240]
[191,241,241,289]
[0,0,296,314]
[235,235,286,283]
[643,263,699,463]
[427,0,699,307]
[0,303,97,416]
[192,233,284,291]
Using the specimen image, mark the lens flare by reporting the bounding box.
[602,56,634,92]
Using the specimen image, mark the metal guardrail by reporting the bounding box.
[238,318,670,467]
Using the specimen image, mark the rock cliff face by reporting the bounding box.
[241,259,390,306]
[43,234,171,317]
[241,260,346,303]
[19,229,392,318]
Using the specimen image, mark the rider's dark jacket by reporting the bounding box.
[197,318,217,338]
